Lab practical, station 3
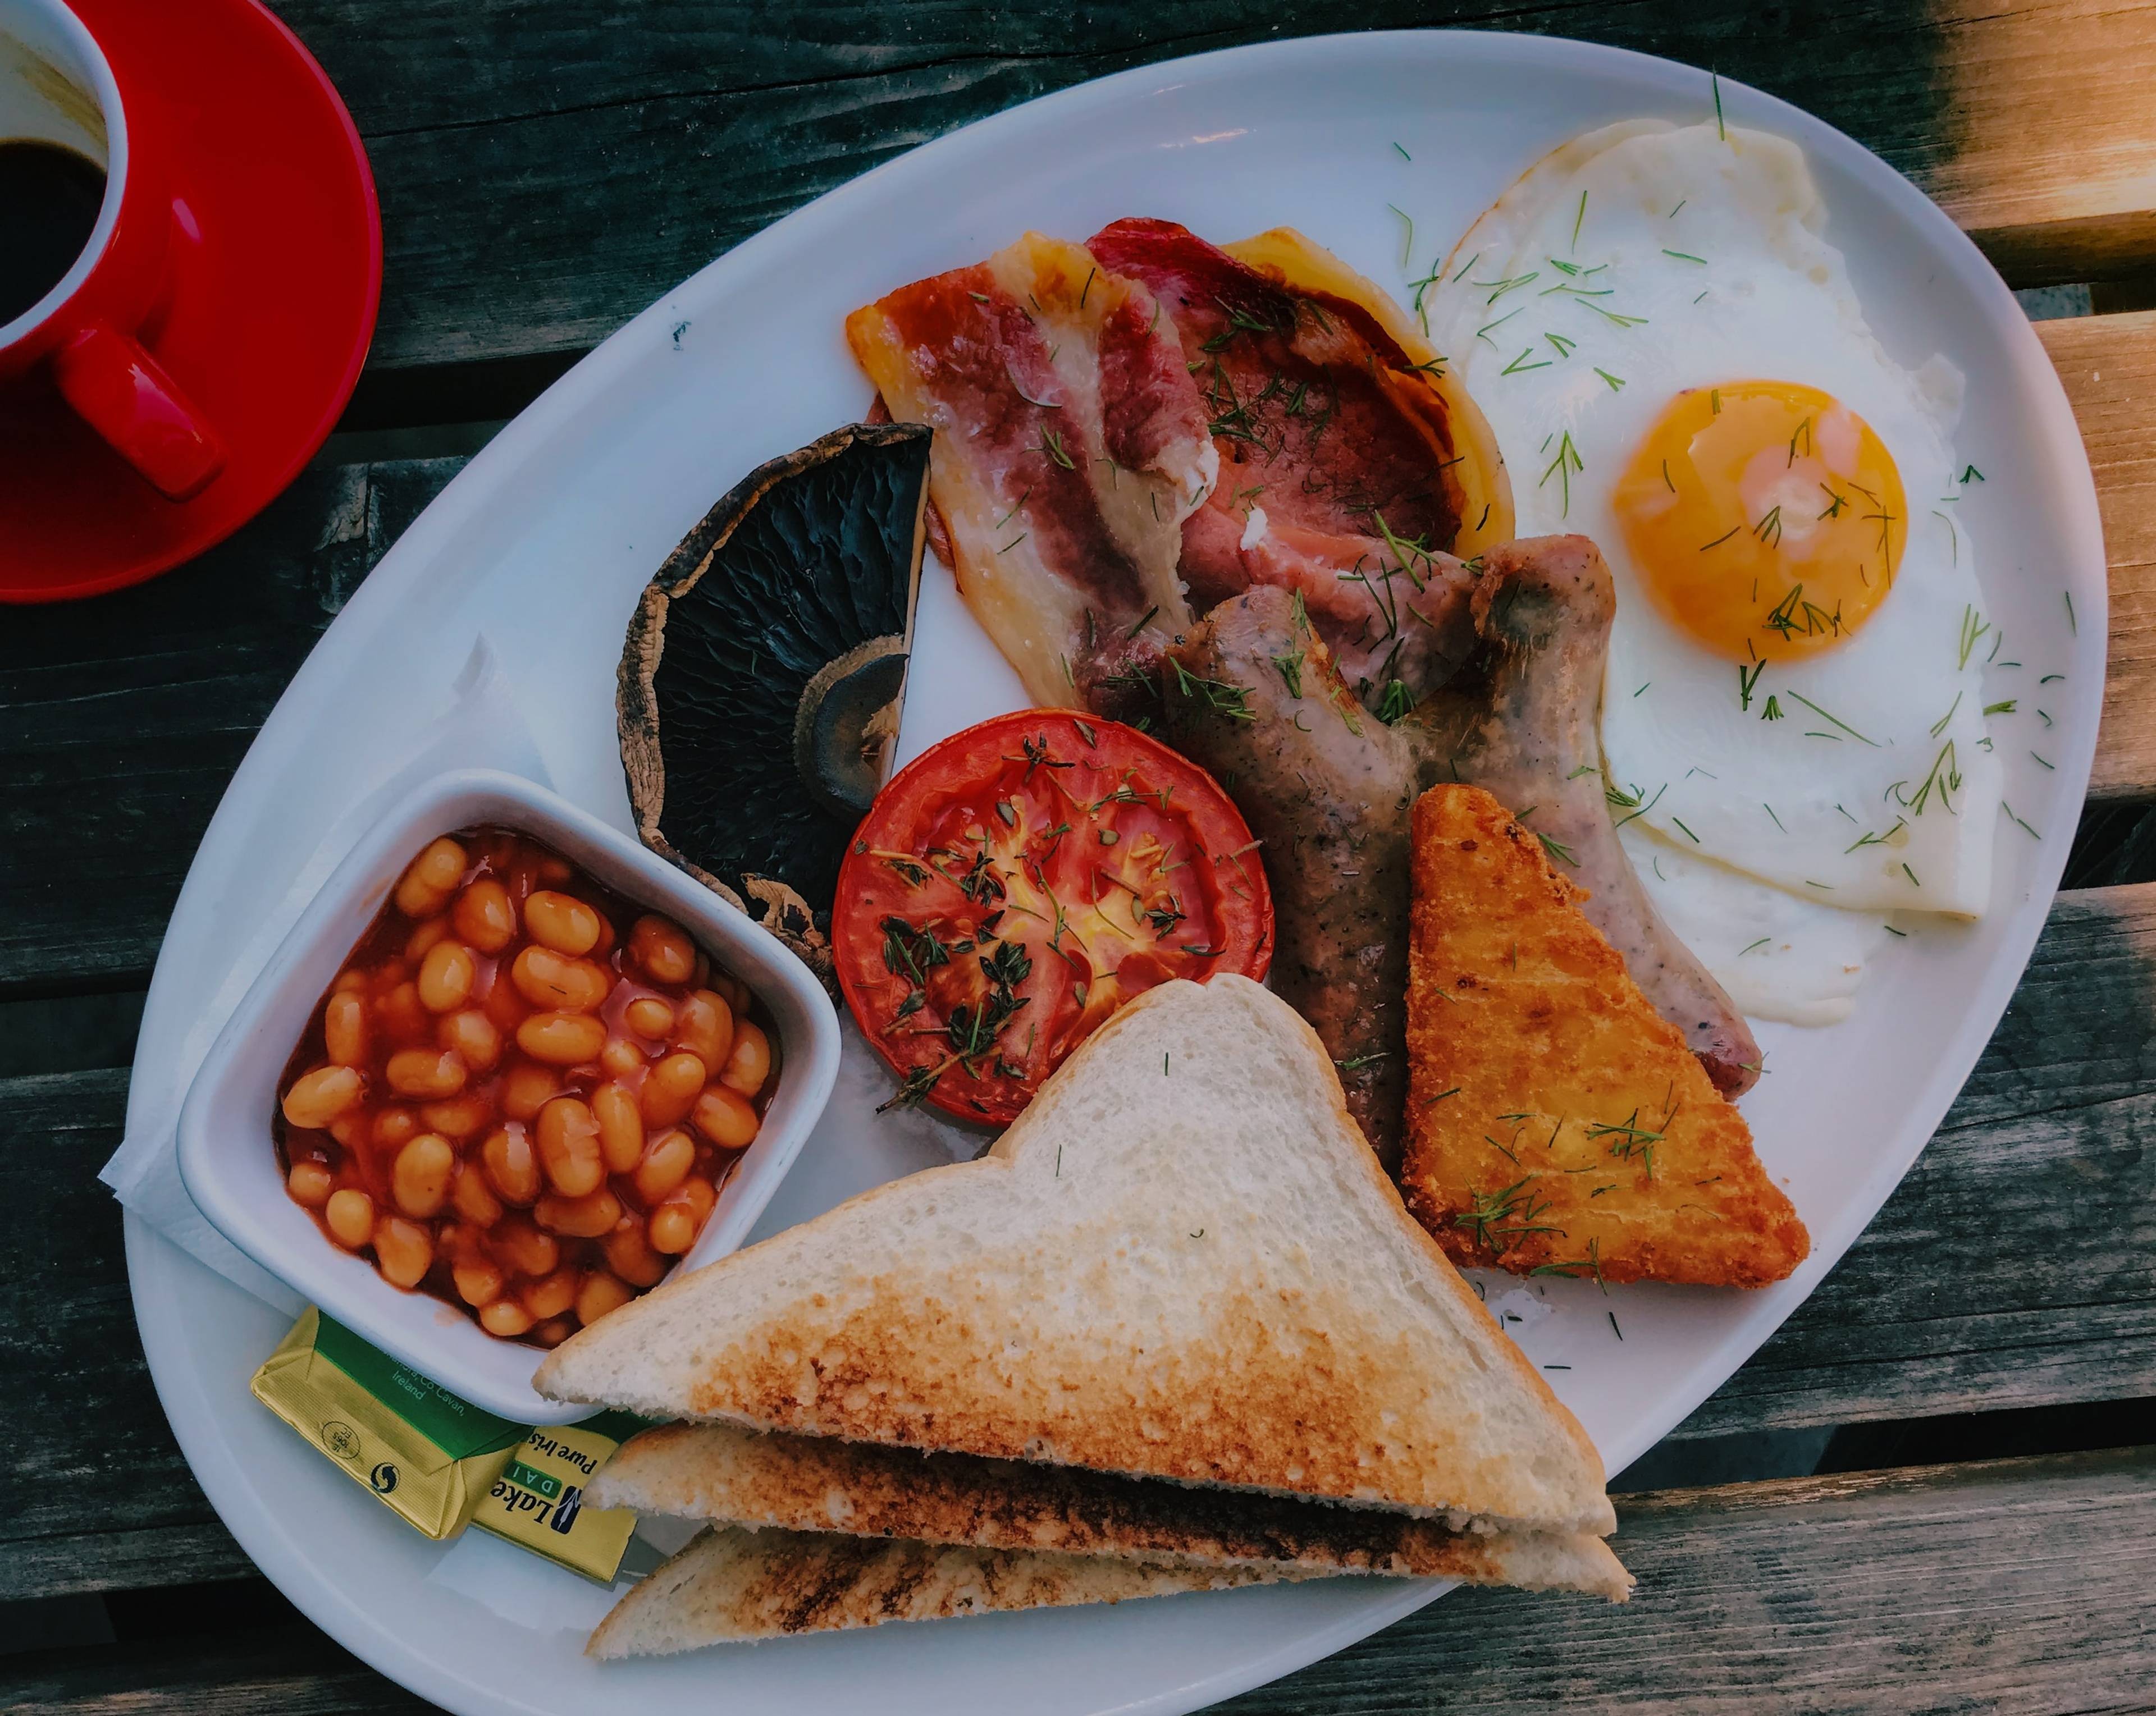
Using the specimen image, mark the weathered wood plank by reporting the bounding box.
[0,459,459,998]
[11,882,2154,1599]
[1223,1449,2156,1714]
[257,0,2156,372]
[1670,880,2156,1439]
[8,1450,2150,1713]
[0,1069,253,1602]
[2041,309,2156,803]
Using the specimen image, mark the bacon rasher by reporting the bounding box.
[846,233,1216,716]
[1085,220,1511,710]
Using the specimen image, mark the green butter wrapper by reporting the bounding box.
[250,1307,525,1540]
[473,1412,647,1583]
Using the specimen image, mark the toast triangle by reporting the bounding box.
[590,1421,1632,1597]
[537,976,1614,1536]
[588,1525,1275,1654]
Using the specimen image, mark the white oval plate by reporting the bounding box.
[125,28,2104,1716]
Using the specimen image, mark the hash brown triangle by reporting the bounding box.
[1400,785,1809,1287]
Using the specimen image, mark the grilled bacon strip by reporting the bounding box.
[846,232,1216,716]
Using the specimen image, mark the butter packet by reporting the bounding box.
[473,1412,647,1584]
[250,1307,525,1539]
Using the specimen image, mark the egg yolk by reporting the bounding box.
[1611,381,1905,662]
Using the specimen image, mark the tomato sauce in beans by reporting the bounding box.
[274,826,780,1346]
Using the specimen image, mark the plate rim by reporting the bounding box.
[122,25,2106,1716]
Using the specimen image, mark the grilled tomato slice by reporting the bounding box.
[835,711,1273,1124]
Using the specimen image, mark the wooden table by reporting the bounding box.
[6,2,2155,1709]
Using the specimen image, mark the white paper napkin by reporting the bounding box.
[99,638,553,1314]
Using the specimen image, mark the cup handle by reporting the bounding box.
[51,323,227,502]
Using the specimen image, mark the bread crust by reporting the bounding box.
[591,1421,1629,1596]
[1399,786,1810,1287]
[588,1526,1269,1655]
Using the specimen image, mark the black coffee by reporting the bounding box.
[0,138,106,325]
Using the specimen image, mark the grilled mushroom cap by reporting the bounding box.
[618,422,933,982]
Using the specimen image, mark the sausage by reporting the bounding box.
[1163,586,1420,1167]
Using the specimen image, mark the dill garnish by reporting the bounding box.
[1662,248,1707,264]
[1609,782,1667,831]
[1539,431,1583,517]
[1846,817,1907,854]
[1573,299,1647,329]
[1738,658,1766,712]
[1532,1237,1605,1288]
[1475,307,1523,345]
[1787,690,1880,746]
[1168,658,1255,722]
[1454,1177,1563,1256]
[1472,270,1540,304]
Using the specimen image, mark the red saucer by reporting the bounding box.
[0,0,380,602]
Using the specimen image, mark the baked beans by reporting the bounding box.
[274,826,778,1345]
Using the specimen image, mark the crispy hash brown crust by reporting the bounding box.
[1401,786,1808,1288]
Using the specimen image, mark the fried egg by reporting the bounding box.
[1430,119,1999,1024]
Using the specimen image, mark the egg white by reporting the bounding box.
[1618,821,1892,1027]
[1428,120,2000,1022]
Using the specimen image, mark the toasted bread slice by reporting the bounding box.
[538,976,1615,1537]
[1400,786,1809,1287]
[590,1422,1631,1598]
[588,1526,1273,1655]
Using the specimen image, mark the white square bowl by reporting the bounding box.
[176,767,841,1422]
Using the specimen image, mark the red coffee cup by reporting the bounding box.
[0,0,225,501]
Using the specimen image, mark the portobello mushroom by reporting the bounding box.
[619,422,933,984]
